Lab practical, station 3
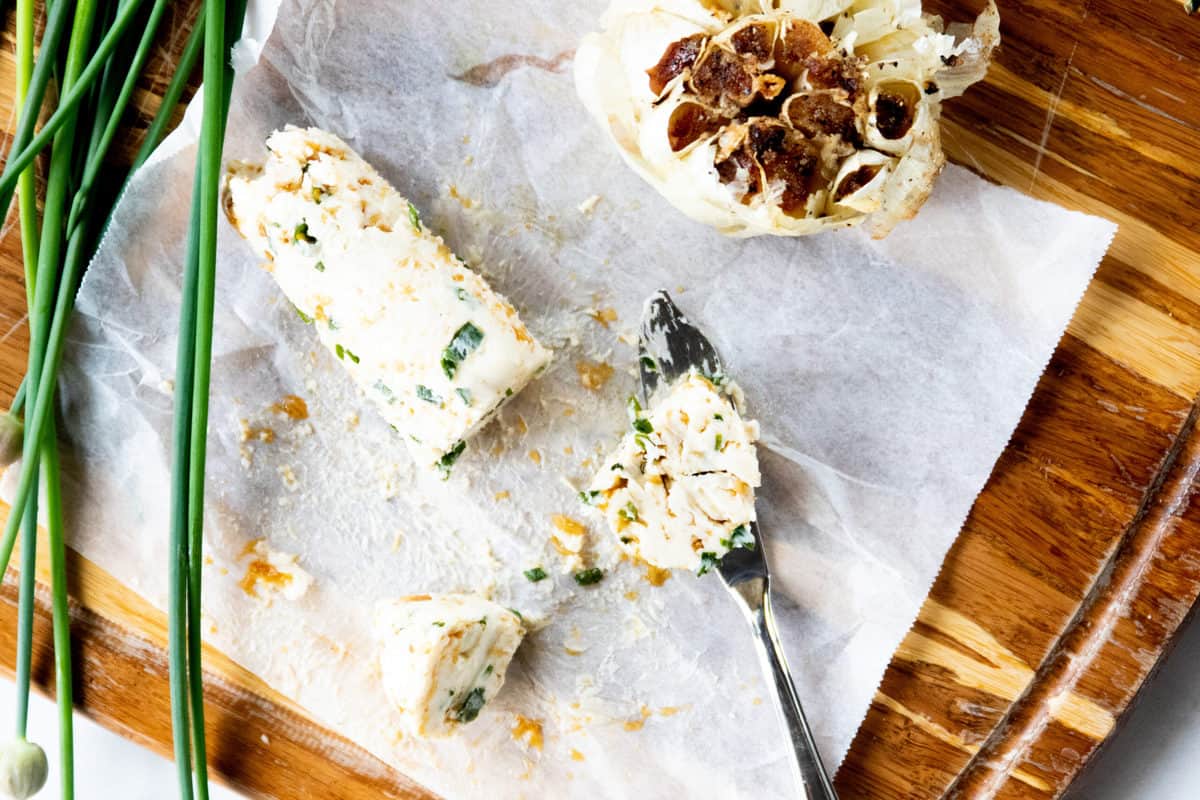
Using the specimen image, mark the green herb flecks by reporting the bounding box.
[714,433,724,451]
[639,355,657,373]
[633,418,653,434]
[484,664,494,675]
[407,201,421,232]
[441,322,484,379]
[374,381,395,403]
[617,502,639,524]
[436,440,467,479]
[455,387,472,406]
[311,186,325,203]
[723,524,755,551]
[314,260,325,272]
[713,413,723,421]
[416,384,442,405]
[455,286,470,302]
[578,490,600,505]
[453,686,487,723]
[432,621,446,627]
[295,306,314,324]
[293,221,316,244]
[335,343,359,363]
[524,566,548,582]
[574,568,604,586]
[697,552,720,576]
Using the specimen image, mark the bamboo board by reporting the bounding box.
[1,0,1199,797]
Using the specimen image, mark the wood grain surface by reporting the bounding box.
[0,0,1198,798]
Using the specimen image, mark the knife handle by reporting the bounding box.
[740,580,840,800]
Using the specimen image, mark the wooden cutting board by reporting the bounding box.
[0,0,1198,797]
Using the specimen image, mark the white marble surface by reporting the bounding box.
[1064,612,1200,799]
[0,683,243,799]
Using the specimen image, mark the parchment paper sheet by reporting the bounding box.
[42,0,1117,796]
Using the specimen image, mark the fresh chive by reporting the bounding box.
[408,201,421,231]
[714,433,723,451]
[314,260,325,272]
[632,418,653,434]
[574,568,604,586]
[374,381,395,402]
[441,322,484,379]
[436,440,467,479]
[697,552,720,576]
[524,567,548,582]
[639,355,657,372]
[293,221,316,243]
[416,385,442,404]
[296,306,314,324]
[455,286,470,301]
[453,687,487,723]
[578,490,600,505]
[618,502,639,524]
[432,621,446,627]
[721,524,755,552]
[455,387,472,405]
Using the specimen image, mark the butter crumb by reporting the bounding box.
[577,194,602,215]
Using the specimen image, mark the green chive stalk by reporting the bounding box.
[0,0,151,212]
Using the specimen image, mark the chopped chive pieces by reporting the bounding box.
[619,536,634,544]
[374,381,395,402]
[436,440,467,479]
[714,433,724,451]
[455,287,470,302]
[441,322,485,379]
[408,201,421,231]
[314,260,325,272]
[524,566,548,582]
[640,355,658,372]
[416,384,442,404]
[432,621,446,627]
[507,608,524,622]
[453,686,487,723]
[335,344,360,363]
[713,413,724,421]
[312,187,326,203]
[632,418,653,434]
[721,524,755,551]
[346,348,360,364]
[455,387,473,406]
[610,463,623,471]
[479,616,488,627]
[296,306,314,324]
[328,318,339,330]
[294,221,316,243]
[697,552,720,576]
[579,490,600,505]
[574,568,604,586]
[618,502,639,523]
[484,664,494,675]
[505,387,514,397]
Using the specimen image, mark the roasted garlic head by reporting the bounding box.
[576,0,999,237]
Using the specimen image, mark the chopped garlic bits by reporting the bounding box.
[586,373,760,572]
[375,594,525,738]
[575,0,999,237]
[223,127,552,469]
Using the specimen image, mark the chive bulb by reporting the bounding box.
[0,738,47,799]
[0,413,24,470]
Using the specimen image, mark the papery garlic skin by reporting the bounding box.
[576,0,999,238]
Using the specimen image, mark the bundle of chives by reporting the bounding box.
[0,0,247,796]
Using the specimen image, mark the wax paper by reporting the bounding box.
[37,0,1117,796]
